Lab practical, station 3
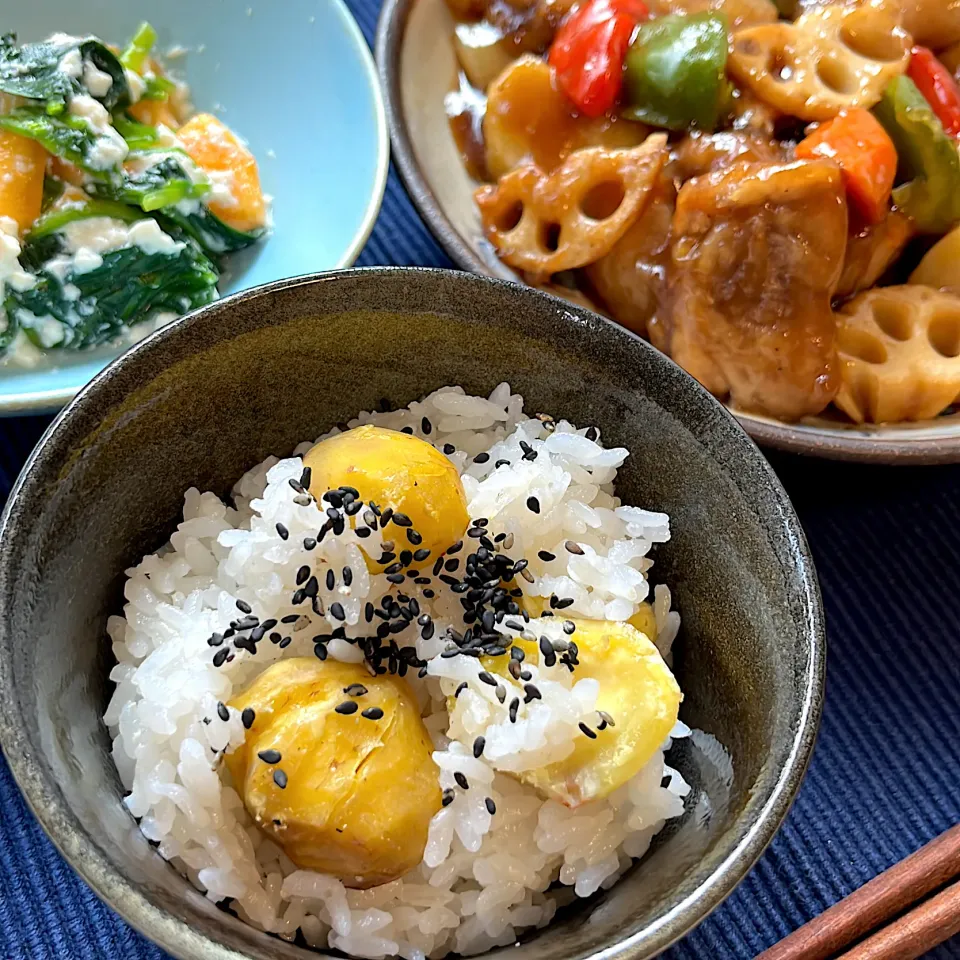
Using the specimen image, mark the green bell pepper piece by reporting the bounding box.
[873,75,960,234]
[622,12,730,131]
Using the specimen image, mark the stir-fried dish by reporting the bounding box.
[447,0,960,424]
[0,24,267,365]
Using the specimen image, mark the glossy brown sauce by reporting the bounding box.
[446,72,489,182]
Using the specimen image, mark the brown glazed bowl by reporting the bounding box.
[0,268,824,960]
[375,0,960,464]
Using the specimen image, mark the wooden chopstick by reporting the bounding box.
[837,879,960,960]
[757,823,960,960]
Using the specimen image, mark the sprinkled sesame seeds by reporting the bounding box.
[236,599,252,614]
[362,707,384,720]
[392,512,412,527]
[413,548,431,562]
[454,772,469,790]
[275,523,289,540]
[473,452,490,464]
[406,528,423,545]
[443,443,455,454]
[523,683,542,702]
[422,416,432,434]
[579,722,598,739]
[565,540,584,555]
[485,797,497,815]
[273,769,288,789]
[213,648,229,667]
[526,496,540,514]
[477,671,497,687]
[538,551,555,562]
[335,701,358,715]
[216,702,229,722]
[241,707,255,729]
[509,697,520,722]
[563,621,577,634]
[314,642,328,660]
[455,682,468,698]
[258,749,281,764]
[473,736,485,758]
[442,788,455,806]
[343,566,354,587]
[300,466,312,488]
[330,602,345,621]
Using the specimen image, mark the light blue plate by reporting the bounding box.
[5,0,389,413]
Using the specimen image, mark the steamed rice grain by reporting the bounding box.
[105,384,690,958]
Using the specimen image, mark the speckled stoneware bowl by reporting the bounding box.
[375,0,960,465]
[0,268,824,960]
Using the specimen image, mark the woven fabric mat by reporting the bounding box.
[1,2,958,955]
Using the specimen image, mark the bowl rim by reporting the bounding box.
[373,0,960,466]
[0,266,826,960]
[0,0,390,418]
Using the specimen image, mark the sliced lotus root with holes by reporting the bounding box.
[835,285,960,423]
[475,134,668,276]
[728,1,911,122]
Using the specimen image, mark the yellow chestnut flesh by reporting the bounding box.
[226,658,441,888]
[302,425,470,567]
[485,619,681,807]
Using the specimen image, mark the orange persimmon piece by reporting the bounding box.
[129,98,181,130]
[796,108,897,225]
[177,113,266,232]
[0,131,46,231]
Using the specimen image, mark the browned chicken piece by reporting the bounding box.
[728,87,781,138]
[662,159,848,420]
[584,178,676,337]
[668,130,788,181]
[836,211,915,300]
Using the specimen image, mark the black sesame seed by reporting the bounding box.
[343,566,354,587]
[555,597,575,609]
[423,589,436,598]
[314,642,328,660]
[413,548,431,563]
[406,528,423,545]
[236,599,252,614]
[300,466,312,489]
[473,736,486,758]
[538,551,556,562]
[387,573,405,584]
[526,496,540,514]
[467,527,485,539]
[422,416,433,434]
[523,684,542,702]
[511,646,525,662]
[281,614,300,624]
[362,707,384,720]
[485,797,497,815]
[356,527,372,539]
[579,722,598,739]
[443,443,456,455]
[473,452,490,464]
[217,702,229,722]
[454,772,469,790]
[399,549,413,567]
[509,697,520,722]
[330,602,346,621]
[565,540,584,555]
[401,426,414,435]
[295,565,310,586]
[289,477,305,494]
[241,707,256,729]
[344,684,368,696]
[539,636,554,658]
[275,523,289,540]
[478,671,497,687]
[207,633,224,647]
[585,426,598,441]
[273,769,288,789]
[258,749,282,764]
[442,788,455,806]
[393,512,413,527]
[508,660,522,679]
[213,648,229,667]
[455,681,468,698]
[335,701,358,715]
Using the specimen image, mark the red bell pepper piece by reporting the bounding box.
[795,108,897,224]
[907,45,960,138]
[548,0,649,118]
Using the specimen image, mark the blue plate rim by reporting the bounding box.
[0,0,390,417]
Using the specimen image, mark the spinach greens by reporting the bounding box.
[5,237,218,350]
[0,106,114,178]
[0,33,128,110]
[160,203,265,256]
[92,154,210,213]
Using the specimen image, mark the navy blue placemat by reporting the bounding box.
[1,2,959,955]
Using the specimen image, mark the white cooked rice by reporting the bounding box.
[105,384,689,959]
